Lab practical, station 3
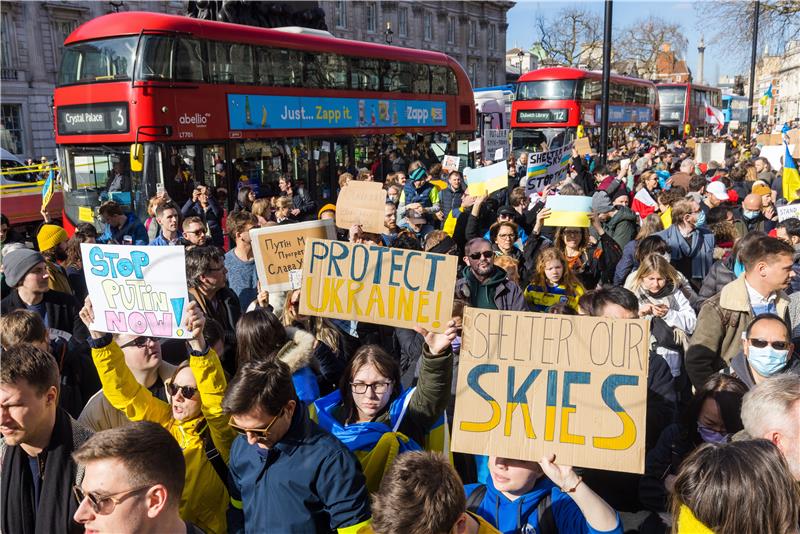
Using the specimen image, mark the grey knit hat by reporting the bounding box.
[2,248,45,287]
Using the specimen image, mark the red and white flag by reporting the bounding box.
[704,101,725,132]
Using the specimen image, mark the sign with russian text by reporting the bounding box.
[483,129,510,161]
[335,181,387,235]
[300,239,457,332]
[525,143,573,194]
[228,94,446,130]
[81,244,191,339]
[451,308,649,473]
[251,220,336,292]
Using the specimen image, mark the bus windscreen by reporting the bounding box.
[57,37,137,86]
[516,80,576,101]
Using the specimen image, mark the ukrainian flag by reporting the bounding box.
[465,161,507,196]
[543,195,593,227]
[312,388,448,493]
[782,141,800,203]
[527,161,548,178]
[760,83,773,107]
[41,168,55,211]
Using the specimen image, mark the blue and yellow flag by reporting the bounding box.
[759,83,773,107]
[782,142,800,203]
[41,168,55,211]
[465,161,507,196]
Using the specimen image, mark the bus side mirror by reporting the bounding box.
[130,144,143,172]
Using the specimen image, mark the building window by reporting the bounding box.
[335,0,348,29]
[51,19,79,66]
[447,17,455,44]
[366,3,377,33]
[1,14,18,70]
[488,64,496,86]
[468,62,477,87]
[424,12,433,42]
[398,7,408,37]
[488,25,496,51]
[468,20,477,47]
[1,104,24,155]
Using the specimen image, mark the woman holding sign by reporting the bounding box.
[312,321,457,492]
[80,298,235,534]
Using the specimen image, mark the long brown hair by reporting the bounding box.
[235,308,287,367]
[339,345,402,424]
[531,247,583,295]
[282,289,341,351]
[554,226,590,255]
[635,213,664,241]
[672,440,800,534]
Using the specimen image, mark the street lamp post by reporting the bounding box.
[746,1,760,141]
[599,0,613,165]
[517,50,525,76]
[384,22,393,45]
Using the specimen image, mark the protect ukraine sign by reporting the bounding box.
[451,308,649,473]
[228,94,446,130]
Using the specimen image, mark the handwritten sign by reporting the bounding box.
[465,161,508,196]
[483,129,510,161]
[757,133,783,146]
[81,244,191,339]
[695,142,726,164]
[300,239,457,332]
[451,308,649,473]
[442,155,461,175]
[575,137,593,156]
[777,204,800,222]
[251,219,336,292]
[525,143,574,194]
[335,181,387,234]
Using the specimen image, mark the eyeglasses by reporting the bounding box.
[73,485,151,515]
[350,381,393,395]
[497,233,515,239]
[468,251,494,260]
[119,336,158,349]
[748,338,791,350]
[185,229,206,236]
[166,382,198,399]
[228,410,282,439]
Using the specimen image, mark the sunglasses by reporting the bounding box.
[469,251,494,260]
[228,410,282,439]
[119,336,158,349]
[73,485,151,515]
[166,382,198,399]
[748,338,791,351]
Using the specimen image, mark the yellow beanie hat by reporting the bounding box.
[37,224,68,252]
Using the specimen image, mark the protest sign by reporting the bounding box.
[251,219,336,292]
[451,308,649,473]
[469,139,482,154]
[575,137,593,156]
[789,130,800,158]
[494,147,504,161]
[442,155,461,175]
[685,138,696,149]
[777,204,800,222]
[81,244,191,339]
[525,143,574,194]
[757,133,783,146]
[695,142,726,164]
[465,161,508,196]
[300,239,457,332]
[335,180,387,234]
[483,129,510,161]
[458,140,470,155]
[543,195,592,227]
[760,145,794,172]
[728,120,740,131]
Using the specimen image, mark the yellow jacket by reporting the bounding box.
[91,341,236,534]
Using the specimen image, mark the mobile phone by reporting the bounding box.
[156,183,165,196]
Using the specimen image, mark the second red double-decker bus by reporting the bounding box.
[54,12,474,233]
[657,82,722,140]
[510,67,659,153]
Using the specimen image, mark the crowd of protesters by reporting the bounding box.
[2,125,800,534]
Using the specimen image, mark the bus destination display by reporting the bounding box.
[57,103,129,135]
[516,109,569,123]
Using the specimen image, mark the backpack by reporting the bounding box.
[466,484,556,534]
[200,423,229,490]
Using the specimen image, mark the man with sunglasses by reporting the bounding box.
[181,216,208,247]
[222,358,371,533]
[456,237,527,312]
[730,313,800,390]
[1,344,93,534]
[72,421,201,534]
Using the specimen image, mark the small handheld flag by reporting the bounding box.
[41,168,55,211]
[760,83,773,107]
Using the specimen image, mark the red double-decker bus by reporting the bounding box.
[657,82,722,140]
[510,67,659,153]
[54,12,474,233]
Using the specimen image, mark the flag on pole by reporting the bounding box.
[759,83,773,107]
[704,101,725,133]
[41,168,55,211]
[782,142,800,203]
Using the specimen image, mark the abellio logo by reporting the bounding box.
[179,113,211,126]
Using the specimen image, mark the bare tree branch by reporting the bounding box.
[614,16,687,77]
[534,7,602,68]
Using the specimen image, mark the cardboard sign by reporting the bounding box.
[543,195,592,227]
[335,180,387,235]
[451,308,649,474]
[525,143,574,194]
[251,219,336,292]
[789,130,800,158]
[575,137,593,156]
[442,155,461,175]
[777,204,800,222]
[695,142,726,164]
[685,138,696,149]
[757,133,784,146]
[81,243,191,339]
[483,129,510,161]
[465,161,508,196]
[300,238,457,332]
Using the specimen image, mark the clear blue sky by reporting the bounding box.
[506,0,742,83]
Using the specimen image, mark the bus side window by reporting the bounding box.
[139,36,172,80]
[174,38,205,82]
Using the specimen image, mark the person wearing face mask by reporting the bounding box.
[741,193,776,233]
[638,374,748,518]
[36,224,72,295]
[655,199,715,291]
[79,298,235,534]
[731,314,800,390]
